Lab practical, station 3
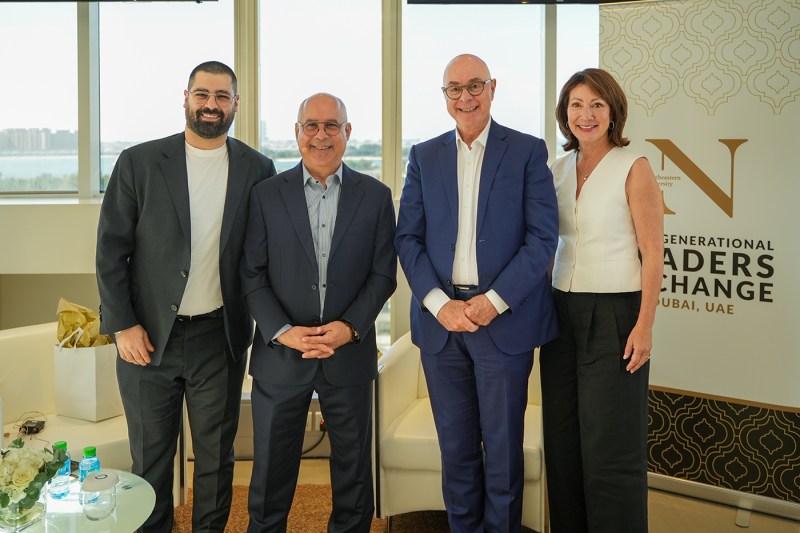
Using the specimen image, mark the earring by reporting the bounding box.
[609,121,615,131]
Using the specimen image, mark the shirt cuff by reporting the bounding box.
[485,289,509,315]
[422,288,450,319]
[271,324,292,345]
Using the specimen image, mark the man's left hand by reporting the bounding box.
[464,294,499,326]
[301,320,353,358]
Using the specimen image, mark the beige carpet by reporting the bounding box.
[173,485,452,532]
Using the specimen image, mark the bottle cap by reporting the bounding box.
[53,441,67,451]
[81,470,119,492]
[83,446,97,457]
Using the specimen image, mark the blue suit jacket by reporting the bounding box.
[395,120,559,355]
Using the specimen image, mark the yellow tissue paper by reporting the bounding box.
[56,297,111,348]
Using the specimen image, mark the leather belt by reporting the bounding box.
[453,285,480,301]
[176,307,224,322]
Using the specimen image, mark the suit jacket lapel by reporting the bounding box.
[477,120,509,232]
[330,165,365,259]
[159,134,191,247]
[281,164,318,268]
[437,131,459,231]
[219,138,250,255]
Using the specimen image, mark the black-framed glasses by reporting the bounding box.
[441,79,493,100]
[188,90,236,106]
[297,121,348,136]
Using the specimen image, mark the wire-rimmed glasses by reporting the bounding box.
[297,121,348,136]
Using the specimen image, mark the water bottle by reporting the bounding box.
[48,440,72,499]
[78,446,101,483]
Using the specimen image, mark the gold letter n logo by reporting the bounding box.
[645,139,747,218]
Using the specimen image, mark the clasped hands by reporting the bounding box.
[277,320,352,359]
[436,294,498,332]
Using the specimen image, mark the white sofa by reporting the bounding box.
[0,322,132,471]
[376,333,546,532]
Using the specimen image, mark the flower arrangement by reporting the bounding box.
[0,438,67,511]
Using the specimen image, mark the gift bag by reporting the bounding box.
[53,299,123,422]
[53,330,123,422]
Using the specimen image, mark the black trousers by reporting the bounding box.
[540,290,649,533]
[117,316,246,533]
[247,364,374,533]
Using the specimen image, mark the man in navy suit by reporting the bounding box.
[241,93,396,533]
[395,54,559,533]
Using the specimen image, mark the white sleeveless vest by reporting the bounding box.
[551,146,643,293]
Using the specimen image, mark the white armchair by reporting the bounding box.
[376,332,546,532]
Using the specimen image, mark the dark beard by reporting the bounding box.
[185,107,234,139]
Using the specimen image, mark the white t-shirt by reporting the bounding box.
[178,142,228,315]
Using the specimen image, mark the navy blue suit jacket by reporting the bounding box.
[395,120,559,355]
[241,163,397,387]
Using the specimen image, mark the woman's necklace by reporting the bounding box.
[577,148,610,182]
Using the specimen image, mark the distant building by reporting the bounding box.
[0,128,78,153]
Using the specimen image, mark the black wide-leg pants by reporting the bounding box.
[540,290,649,533]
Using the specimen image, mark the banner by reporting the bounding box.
[601,0,799,509]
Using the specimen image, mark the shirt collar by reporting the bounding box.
[456,119,492,152]
[302,164,343,187]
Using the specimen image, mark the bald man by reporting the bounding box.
[395,54,559,532]
[241,93,396,533]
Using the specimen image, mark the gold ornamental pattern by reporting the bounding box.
[648,389,800,504]
[601,0,800,115]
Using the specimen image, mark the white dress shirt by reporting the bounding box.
[423,121,509,318]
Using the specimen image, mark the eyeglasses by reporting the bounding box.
[188,90,236,106]
[441,79,493,100]
[297,121,348,136]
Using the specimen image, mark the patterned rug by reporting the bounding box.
[173,484,451,532]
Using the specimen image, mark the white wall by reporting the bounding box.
[0,201,101,329]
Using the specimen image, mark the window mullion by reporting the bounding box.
[77,1,100,197]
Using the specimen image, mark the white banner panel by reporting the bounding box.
[600,0,800,409]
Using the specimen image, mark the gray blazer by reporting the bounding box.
[96,132,277,365]
[240,163,397,387]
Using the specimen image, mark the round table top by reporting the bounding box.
[33,469,155,533]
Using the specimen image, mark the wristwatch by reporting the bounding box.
[342,320,360,343]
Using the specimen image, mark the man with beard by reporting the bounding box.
[96,61,276,532]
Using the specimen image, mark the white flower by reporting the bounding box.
[1,440,62,508]
[10,465,37,488]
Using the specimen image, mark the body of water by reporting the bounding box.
[0,154,300,179]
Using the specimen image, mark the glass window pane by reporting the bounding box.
[259,0,388,352]
[260,0,382,180]
[555,5,599,158]
[0,4,77,193]
[99,0,234,190]
[402,3,544,177]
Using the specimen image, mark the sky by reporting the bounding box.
[1,1,597,144]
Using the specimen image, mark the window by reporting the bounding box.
[555,5,599,158]
[0,4,77,193]
[259,0,382,179]
[259,0,387,350]
[99,0,235,190]
[402,3,545,178]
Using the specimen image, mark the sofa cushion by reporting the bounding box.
[381,397,543,481]
[381,398,440,472]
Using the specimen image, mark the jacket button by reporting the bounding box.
[170,304,178,312]
[311,284,317,290]
[312,318,321,325]
[180,270,188,278]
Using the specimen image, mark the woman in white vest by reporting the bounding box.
[540,68,664,533]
